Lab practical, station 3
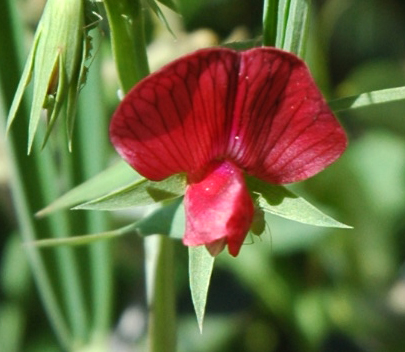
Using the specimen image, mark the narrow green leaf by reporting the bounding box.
[189,246,215,333]
[6,31,40,132]
[25,222,138,248]
[145,0,175,37]
[40,53,67,150]
[262,0,278,46]
[66,31,89,151]
[75,174,187,211]
[329,86,405,112]
[28,48,59,153]
[282,0,311,56]
[156,0,178,12]
[36,161,138,217]
[246,176,351,228]
[275,0,290,49]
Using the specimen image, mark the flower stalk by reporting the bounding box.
[104,1,176,351]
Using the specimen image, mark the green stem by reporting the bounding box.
[145,236,176,352]
[0,0,71,348]
[262,0,279,46]
[103,2,176,351]
[103,0,150,92]
[77,30,112,342]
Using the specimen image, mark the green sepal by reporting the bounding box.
[246,176,351,228]
[74,173,187,211]
[189,246,215,333]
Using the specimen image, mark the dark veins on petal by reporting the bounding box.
[110,47,347,184]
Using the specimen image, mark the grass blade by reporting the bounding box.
[329,86,405,112]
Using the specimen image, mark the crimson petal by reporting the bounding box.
[183,160,254,257]
[228,48,347,184]
[111,47,346,184]
[110,49,239,181]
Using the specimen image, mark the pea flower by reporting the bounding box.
[110,47,347,257]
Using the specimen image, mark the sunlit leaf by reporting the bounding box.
[329,86,405,112]
[282,0,311,56]
[6,32,40,132]
[189,246,215,333]
[246,176,351,228]
[36,161,138,217]
[75,174,186,211]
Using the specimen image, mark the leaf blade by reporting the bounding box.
[329,86,405,112]
[189,246,215,333]
[36,161,138,217]
[74,173,186,211]
[246,176,351,228]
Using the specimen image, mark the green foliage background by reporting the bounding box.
[1,0,405,351]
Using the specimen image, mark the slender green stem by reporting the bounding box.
[145,236,176,352]
[77,30,112,342]
[0,0,71,348]
[262,0,278,46]
[39,134,89,346]
[103,2,176,351]
[103,0,150,92]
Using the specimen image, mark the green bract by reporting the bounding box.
[7,0,93,152]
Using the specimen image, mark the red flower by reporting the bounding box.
[110,47,347,256]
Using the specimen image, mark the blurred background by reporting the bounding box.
[1,0,405,351]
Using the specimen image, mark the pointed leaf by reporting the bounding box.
[145,0,175,36]
[6,31,41,132]
[25,222,138,248]
[41,53,68,149]
[28,49,59,153]
[66,35,88,151]
[36,161,138,217]
[329,86,405,112]
[156,0,178,12]
[246,176,351,228]
[189,246,215,333]
[75,173,186,210]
